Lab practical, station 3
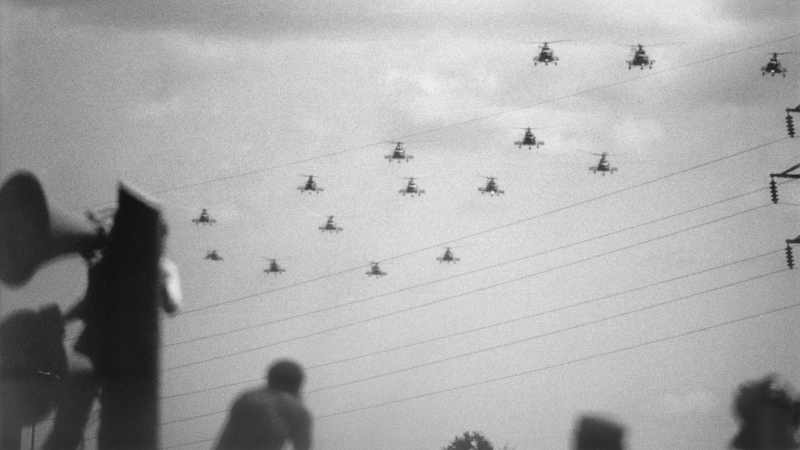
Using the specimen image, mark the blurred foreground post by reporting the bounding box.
[94,183,162,449]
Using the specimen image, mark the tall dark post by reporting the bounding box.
[95,183,162,450]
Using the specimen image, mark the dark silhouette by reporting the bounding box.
[443,431,494,450]
[573,414,626,450]
[0,305,67,449]
[214,359,313,450]
[731,374,800,450]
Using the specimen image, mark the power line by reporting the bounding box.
[160,267,784,427]
[160,248,778,403]
[173,137,789,319]
[163,203,768,373]
[307,268,782,394]
[158,279,796,449]
[164,184,772,349]
[314,278,794,420]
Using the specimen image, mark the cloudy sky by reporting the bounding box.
[1,0,799,449]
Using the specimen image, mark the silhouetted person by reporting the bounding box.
[214,359,312,450]
[0,305,67,449]
[731,374,800,450]
[573,414,626,450]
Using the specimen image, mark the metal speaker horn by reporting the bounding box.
[0,171,106,287]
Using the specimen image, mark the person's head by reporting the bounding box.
[267,359,304,395]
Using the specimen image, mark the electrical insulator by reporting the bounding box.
[770,178,779,203]
[786,245,794,269]
[787,114,796,138]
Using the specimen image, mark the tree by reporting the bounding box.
[443,431,494,450]
[731,374,800,450]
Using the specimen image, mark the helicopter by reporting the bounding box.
[262,258,286,275]
[762,52,789,77]
[385,142,414,163]
[479,176,505,196]
[533,41,567,66]
[319,215,343,233]
[589,152,617,175]
[298,175,324,194]
[205,250,223,261]
[514,127,545,149]
[192,208,216,225]
[437,247,460,263]
[399,177,426,196]
[627,44,654,70]
[366,261,386,277]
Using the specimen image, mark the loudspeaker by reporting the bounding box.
[0,171,106,287]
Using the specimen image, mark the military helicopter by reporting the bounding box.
[298,175,324,194]
[589,152,618,175]
[205,250,223,261]
[479,176,505,196]
[627,44,654,69]
[366,261,386,277]
[762,52,790,77]
[262,258,286,274]
[192,208,216,225]
[319,215,343,233]
[514,127,545,149]
[385,142,414,163]
[437,247,460,263]
[533,40,568,66]
[399,177,426,196]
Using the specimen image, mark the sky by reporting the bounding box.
[1,1,799,449]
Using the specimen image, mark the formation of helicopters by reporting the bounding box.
[190,206,470,275]
[186,40,789,277]
[532,41,790,76]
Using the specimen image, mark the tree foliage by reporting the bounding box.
[442,431,494,450]
[731,374,800,450]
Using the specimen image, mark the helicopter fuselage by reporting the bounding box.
[193,209,216,225]
[320,217,342,232]
[762,59,787,77]
[590,153,617,175]
[628,47,653,69]
[515,128,543,148]
[386,143,413,162]
[400,178,425,196]
[367,263,386,277]
[479,179,504,195]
